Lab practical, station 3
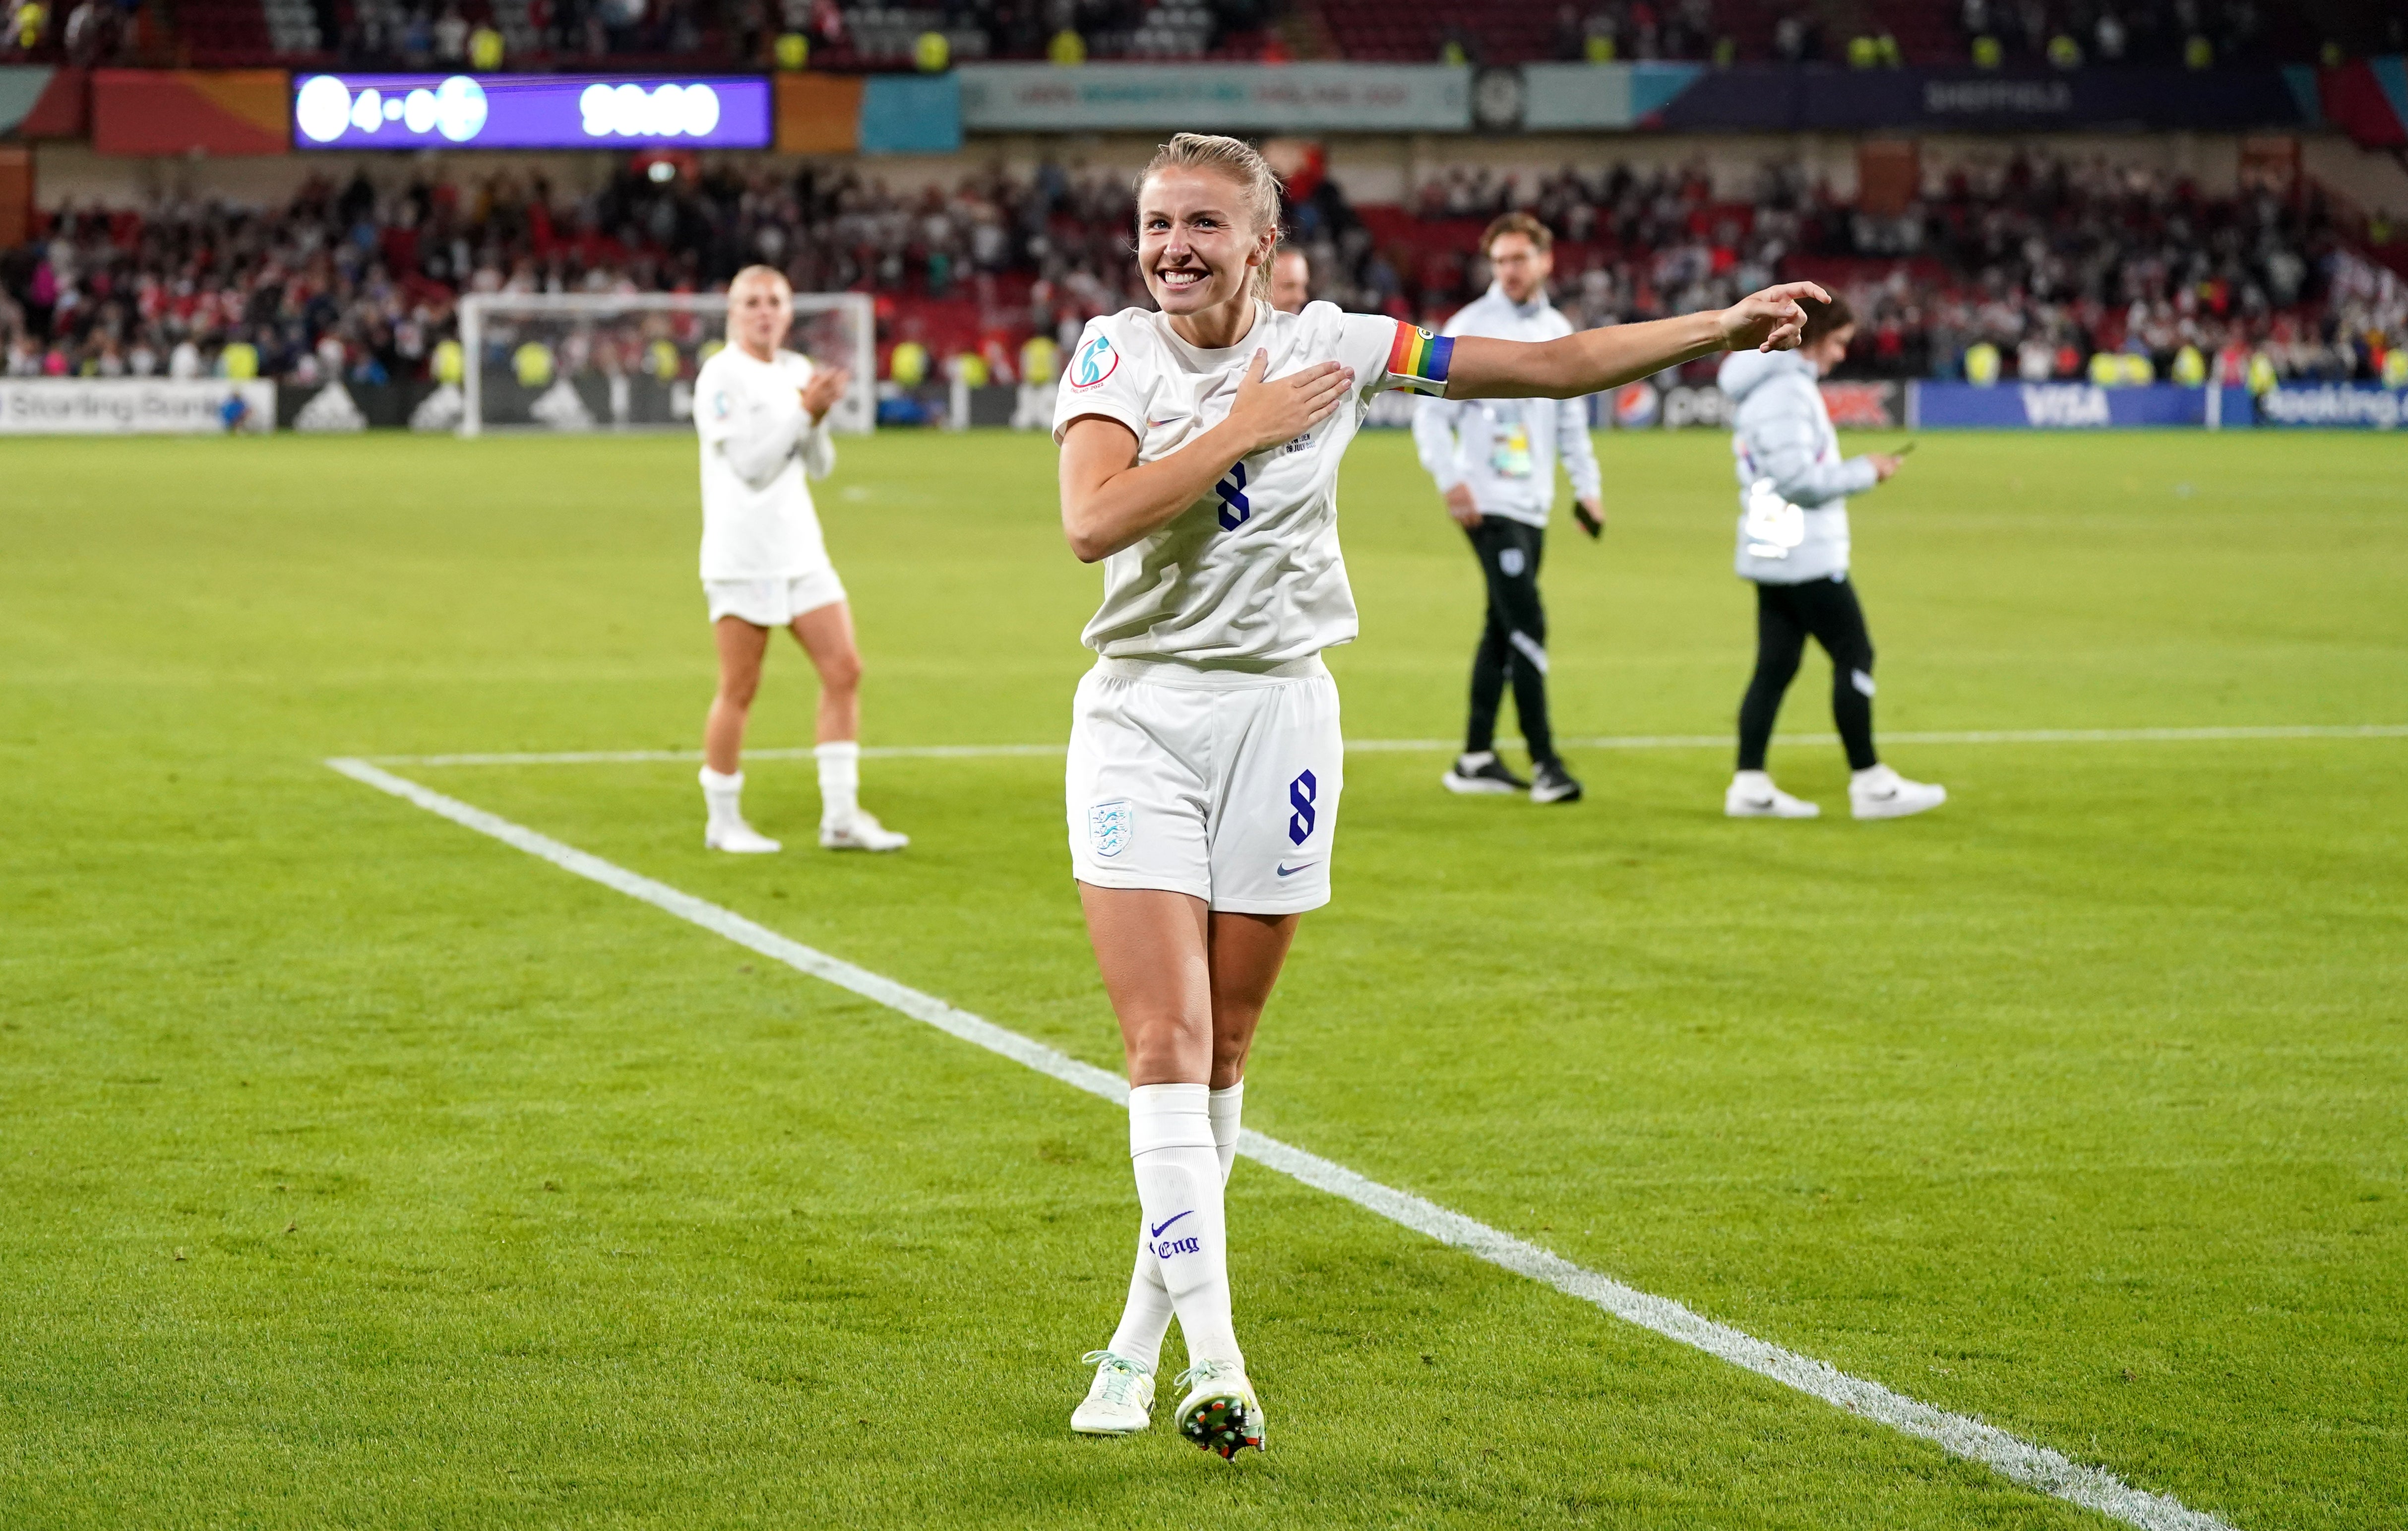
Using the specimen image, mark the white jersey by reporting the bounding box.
[1410,284,1602,530]
[694,344,837,580]
[1053,300,1449,666]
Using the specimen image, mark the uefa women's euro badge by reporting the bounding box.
[1089,800,1133,858]
[1070,333,1118,391]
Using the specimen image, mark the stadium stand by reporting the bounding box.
[177,0,278,63]
[3,149,2401,389]
[6,0,2382,67]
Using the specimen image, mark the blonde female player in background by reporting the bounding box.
[1054,132,1828,1457]
[692,265,906,854]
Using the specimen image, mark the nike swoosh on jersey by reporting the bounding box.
[1276,861,1318,877]
[1148,1210,1194,1238]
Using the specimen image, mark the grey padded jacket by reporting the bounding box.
[1718,348,1877,584]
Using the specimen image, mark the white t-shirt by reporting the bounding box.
[694,344,837,580]
[1053,300,1448,665]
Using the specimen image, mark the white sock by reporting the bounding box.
[1107,1080,1244,1370]
[699,766,744,829]
[815,741,860,825]
[1732,769,1773,791]
[1105,1220,1177,1373]
[1208,1080,1244,1183]
[1125,1083,1240,1367]
[1852,763,1896,788]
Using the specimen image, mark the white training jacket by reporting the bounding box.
[1411,284,1602,531]
[1718,348,1878,585]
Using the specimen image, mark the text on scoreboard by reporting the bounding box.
[292,73,772,149]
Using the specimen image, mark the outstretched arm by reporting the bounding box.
[1444,281,1832,401]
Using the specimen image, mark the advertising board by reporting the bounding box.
[1914,383,2214,429]
[2252,383,2405,429]
[956,63,1468,132]
[1641,381,1899,430]
[0,379,275,433]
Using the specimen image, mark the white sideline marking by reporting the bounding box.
[373,722,2408,767]
[327,754,2236,1531]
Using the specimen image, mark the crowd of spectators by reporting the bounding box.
[10,0,2392,68]
[4,0,145,64]
[1389,153,2405,384]
[0,161,1159,388]
[2,150,2401,394]
[1952,0,2318,69]
[1546,0,1724,64]
[331,0,1280,67]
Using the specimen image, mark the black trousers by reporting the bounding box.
[1464,517,1556,765]
[1737,574,1879,772]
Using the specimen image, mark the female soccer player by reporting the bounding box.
[692,265,905,854]
[1053,133,1826,1457]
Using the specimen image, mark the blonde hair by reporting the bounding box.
[729,264,792,295]
[1136,132,1285,300]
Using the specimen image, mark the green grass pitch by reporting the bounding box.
[2,425,2403,1530]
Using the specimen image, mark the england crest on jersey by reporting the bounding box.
[1089,799,1133,857]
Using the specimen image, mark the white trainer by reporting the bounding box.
[819,809,909,852]
[704,821,782,853]
[1070,1350,1154,1436]
[1173,1358,1264,1459]
[1725,770,1820,819]
[1850,764,1947,820]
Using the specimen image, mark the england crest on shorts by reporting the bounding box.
[1089,800,1133,858]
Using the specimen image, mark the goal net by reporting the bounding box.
[451,292,875,438]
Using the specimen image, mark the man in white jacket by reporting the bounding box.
[1718,294,1943,820]
[693,265,907,853]
[1413,213,1604,805]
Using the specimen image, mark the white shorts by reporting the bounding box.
[704,568,847,626]
[1065,655,1344,915]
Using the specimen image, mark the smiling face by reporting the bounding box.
[727,270,793,362]
[1137,165,1276,323]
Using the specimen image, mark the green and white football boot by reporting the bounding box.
[1069,1350,1154,1436]
[1172,1358,1264,1458]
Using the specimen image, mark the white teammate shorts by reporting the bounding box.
[1066,655,1344,915]
[704,568,848,626]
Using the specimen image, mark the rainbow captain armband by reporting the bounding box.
[1386,323,1453,396]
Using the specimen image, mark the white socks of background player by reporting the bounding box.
[699,766,747,832]
[1109,1082,1243,1372]
[705,749,862,827]
[815,741,860,826]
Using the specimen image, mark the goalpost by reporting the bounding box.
[453,291,876,438]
